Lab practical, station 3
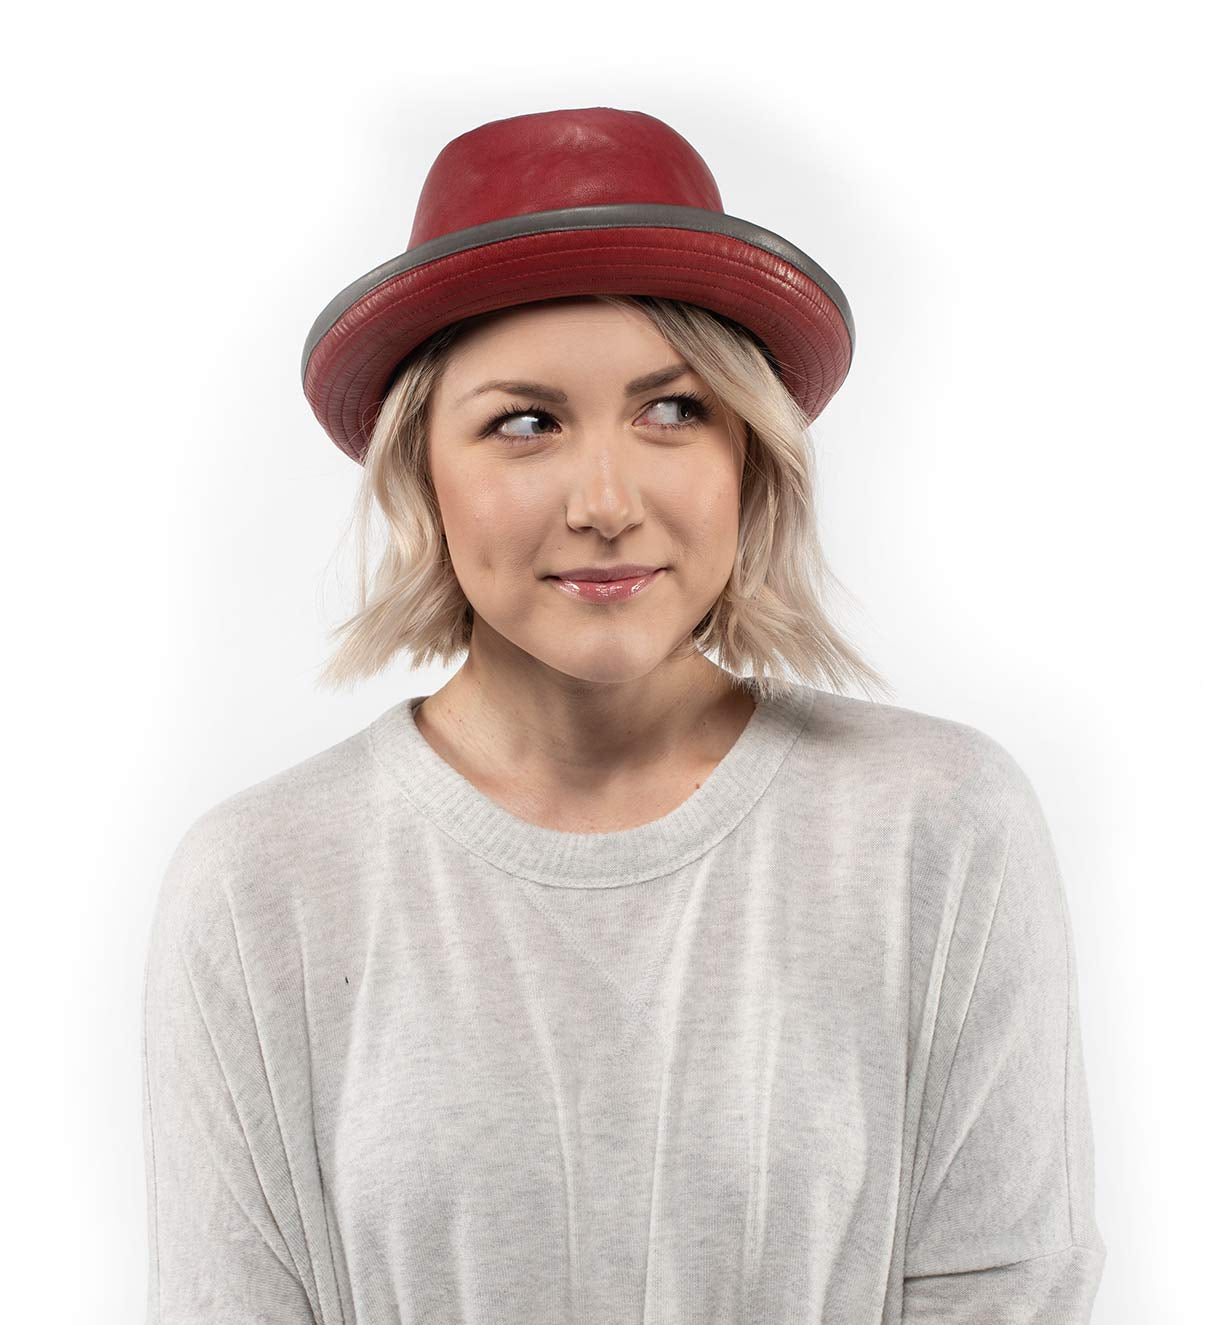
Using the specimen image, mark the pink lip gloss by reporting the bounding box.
[548,568,666,603]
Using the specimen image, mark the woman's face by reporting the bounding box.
[426,297,747,687]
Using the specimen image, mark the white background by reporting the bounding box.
[4,1,1219,1319]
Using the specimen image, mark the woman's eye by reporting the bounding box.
[478,402,560,441]
[641,397,698,427]
[497,412,556,439]
[482,392,711,443]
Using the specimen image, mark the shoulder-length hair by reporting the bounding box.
[315,294,892,707]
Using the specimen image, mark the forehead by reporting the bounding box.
[443,298,673,374]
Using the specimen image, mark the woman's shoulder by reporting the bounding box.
[790,683,1042,836]
[155,715,379,929]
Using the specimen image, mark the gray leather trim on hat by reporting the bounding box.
[300,203,854,385]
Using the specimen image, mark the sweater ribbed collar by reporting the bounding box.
[367,675,817,888]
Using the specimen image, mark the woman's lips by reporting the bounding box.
[547,567,666,603]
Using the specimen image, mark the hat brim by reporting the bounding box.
[301,203,854,464]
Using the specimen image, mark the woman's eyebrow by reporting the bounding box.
[457,363,691,407]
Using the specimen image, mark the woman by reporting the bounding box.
[141,107,1106,1322]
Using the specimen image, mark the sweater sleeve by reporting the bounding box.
[901,742,1107,1321]
[141,814,317,1325]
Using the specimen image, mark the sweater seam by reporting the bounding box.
[906,818,1014,1234]
[904,1237,1101,1280]
[175,919,306,1290]
[215,874,325,1318]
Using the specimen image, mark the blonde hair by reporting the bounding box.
[315,294,893,707]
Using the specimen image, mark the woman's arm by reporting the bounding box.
[902,742,1107,1320]
[141,816,318,1325]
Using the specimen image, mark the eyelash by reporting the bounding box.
[478,391,715,444]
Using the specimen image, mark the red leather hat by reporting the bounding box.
[301,106,855,465]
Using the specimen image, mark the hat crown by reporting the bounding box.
[407,106,724,249]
